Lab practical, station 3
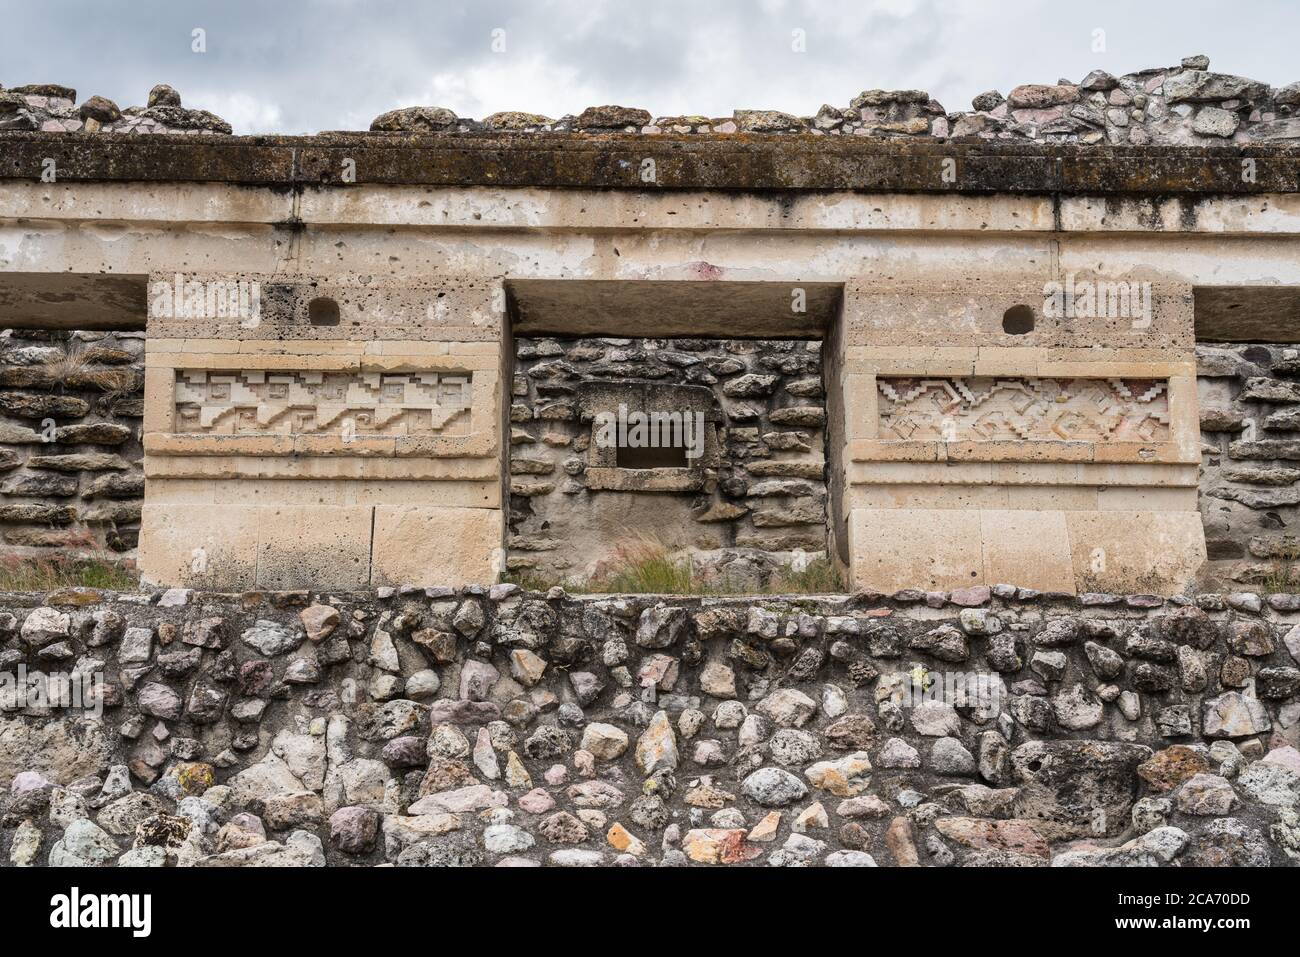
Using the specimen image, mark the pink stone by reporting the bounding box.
[638,653,679,690]
[10,770,51,796]
[519,788,556,814]
[933,817,1050,857]
[1262,745,1300,775]
[949,586,991,607]
[1011,106,1064,125]
[544,764,568,786]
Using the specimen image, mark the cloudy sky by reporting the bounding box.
[2,0,1297,134]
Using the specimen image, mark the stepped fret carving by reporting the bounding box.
[877,376,1170,442]
[173,369,472,436]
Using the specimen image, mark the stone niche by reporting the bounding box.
[508,337,829,586]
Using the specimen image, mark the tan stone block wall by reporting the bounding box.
[979,510,1076,592]
[1066,510,1208,594]
[139,494,503,587]
[138,275,508,587]
[833,279,1205,595]
[144,273,503,343]
[848,506,1206,594]
[141,501,477,589]
[138,503,262,589]
[371,506,504,587]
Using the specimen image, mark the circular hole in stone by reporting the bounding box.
[308,297,341,326]
[1002,304,1035,335]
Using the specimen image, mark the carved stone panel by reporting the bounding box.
[877,377,1170,443]
[173,370,472,436]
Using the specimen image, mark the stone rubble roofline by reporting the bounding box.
[3,54,1299,156]
[0,129,1297,195]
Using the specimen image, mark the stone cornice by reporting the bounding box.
[1,131,1297,194]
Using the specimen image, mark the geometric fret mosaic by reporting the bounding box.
[877,377,1170,442]
[173,370,472,436]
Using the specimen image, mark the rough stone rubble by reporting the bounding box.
[0,330,144,558]
[0,83,231,135]
[2,583,1298,867]
[508,336,828,585]
[1200,343,1300,588]
[4,55,1297,143]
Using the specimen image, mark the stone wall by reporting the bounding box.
[0,83,230,134]
[509,337,827,586]
[1198,343,1300,588]
[382,51,1300,146]
[1,583,1298,867]
[7,55,1297,144]
[0,330,144,560]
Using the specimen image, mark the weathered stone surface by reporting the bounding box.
[804,752,873,796]
[934,817,1049,858]
[575,105,651,128]
[1175,773,1237,815]
[329,806,380,853]
[683,827,762,863]
[241,620,303,656]
[0,590,1292,868]
[1203,692,1271,738]
[1138,745,1210,791]
[1010,740,1151,839]
[581,722,629,760]
[742,767,808,807]
[370,106,457,132]
[634,710,678,775]
[300,604,339,642]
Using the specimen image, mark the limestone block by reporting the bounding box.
[1066,510,1207,595]
[140,503,373,589]
[142,365,176,433]
[978,510,1074,592]
[254,505,374,590]
[849,505,1204,595]
[849,508,983,592]
[371,506,503,586]
[139,503,261,589]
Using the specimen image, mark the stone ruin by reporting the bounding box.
[509,337,828,587]
[6,55,1297,144]
[0,54,1296,596]
[0,55,1299,868]
[1,83,231,135]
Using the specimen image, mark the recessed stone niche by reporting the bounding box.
[508,337,829,586]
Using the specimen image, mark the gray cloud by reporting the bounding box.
[2,0,1296,134]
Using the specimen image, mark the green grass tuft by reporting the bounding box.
[504,536,844,595]
[0,555,139,592]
